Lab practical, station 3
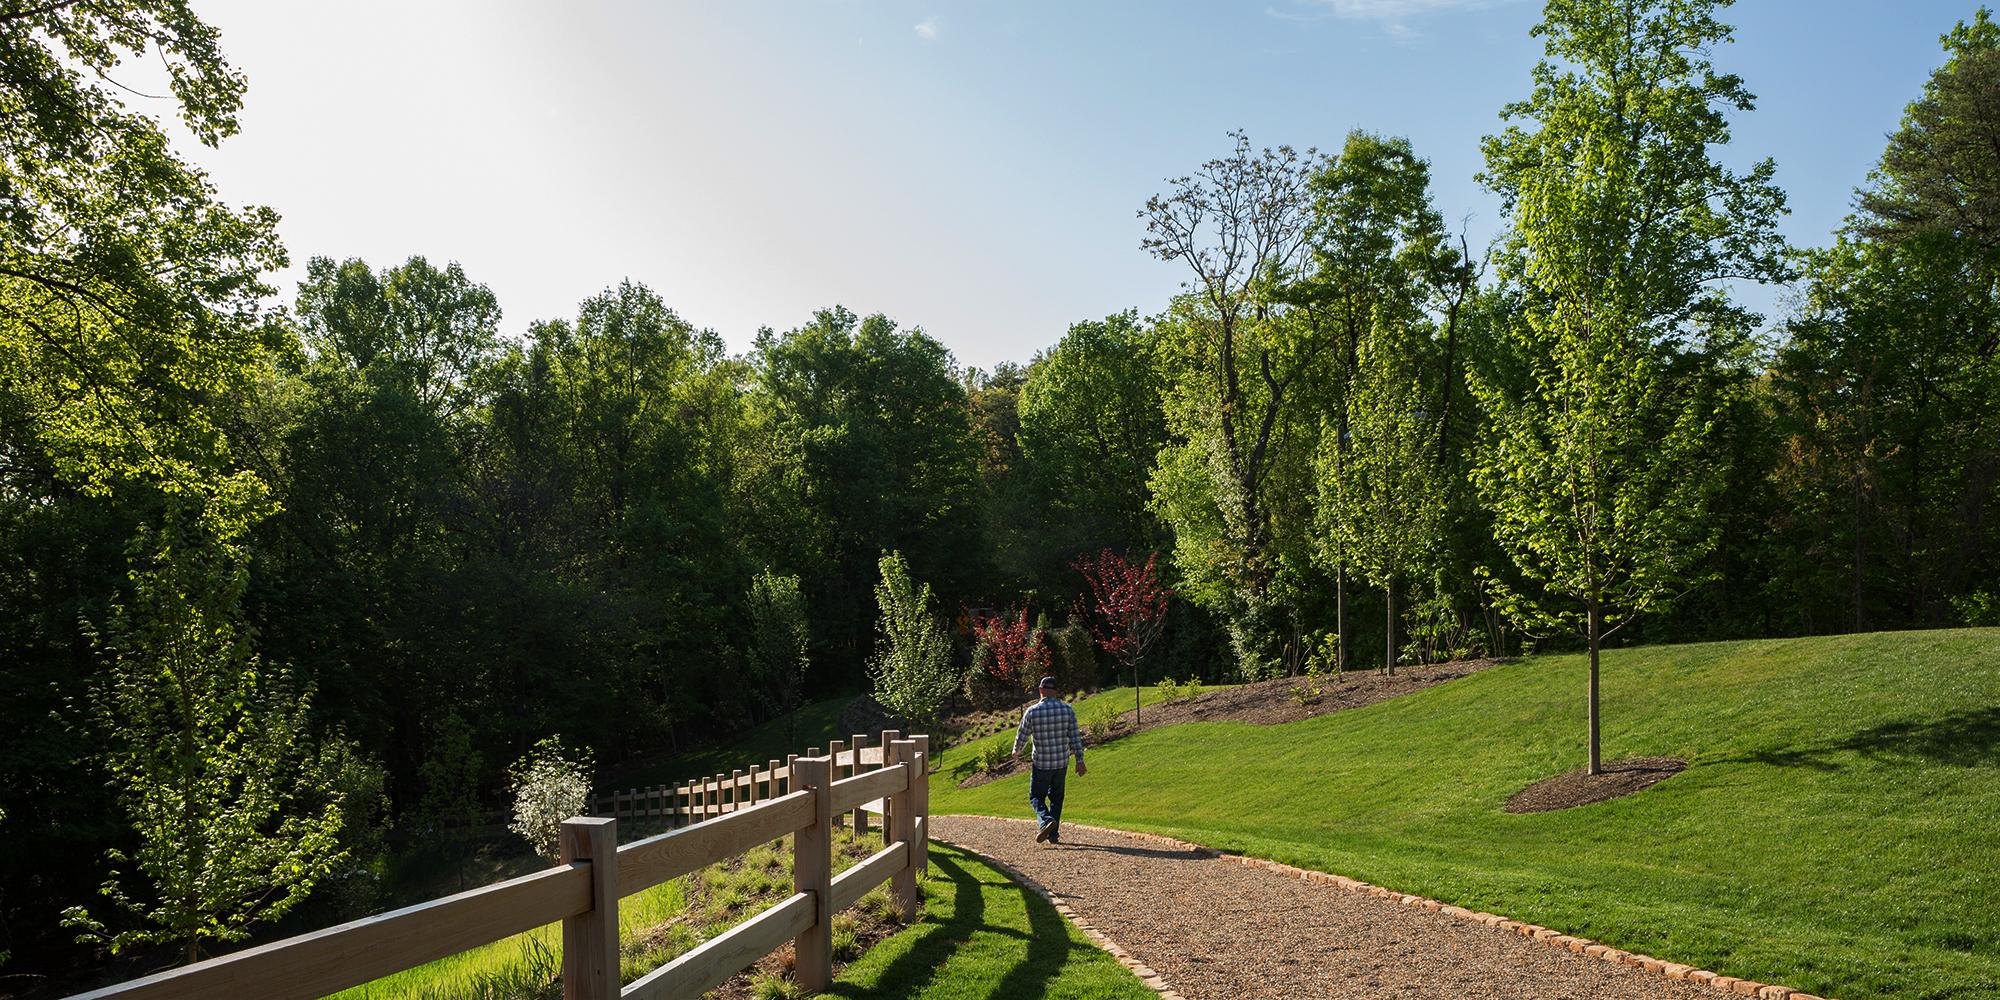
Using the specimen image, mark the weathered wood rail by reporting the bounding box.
[597,730,903,838]
[71,733,931,1000]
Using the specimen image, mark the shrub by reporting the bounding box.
[978,741,1012,773]
[1044,620,1098,692]
[1158,676,1203,704]
[507,737,594,862]
[1085,712,1117,745]
[1291,655,1331,706]
[1954,590,2000,627]
[969,606,1050,686]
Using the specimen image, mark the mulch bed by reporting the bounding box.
[956,659,1503,789]
[1504,756,1689,814]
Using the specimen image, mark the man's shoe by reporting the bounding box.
[1035,821,1053,843]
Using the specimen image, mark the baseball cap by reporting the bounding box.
[1038,676,1058,689]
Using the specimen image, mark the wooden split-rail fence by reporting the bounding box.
[72,733,933,1000]
[595,730,908,836]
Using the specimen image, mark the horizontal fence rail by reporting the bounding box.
[595,730,902,831]
[72,731,930,1000]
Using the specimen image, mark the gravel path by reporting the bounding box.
[932,815,1717,1000]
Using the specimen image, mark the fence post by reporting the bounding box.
[878,730,901,847]
[792,755,834,992]
[785,754,797,796]
[728,768,742,813]
[887,738,918,920]
[849,733,871,835]
[768,759,782,798]
[912,734,931,886]
[827,740,846,829]
[560,817,618,1000]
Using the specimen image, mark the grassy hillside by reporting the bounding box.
[930,630,2000,1000]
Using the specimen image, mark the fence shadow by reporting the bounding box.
[823,851,1002,997]
[984,875,1072,1000]
[1721,705,2000,771]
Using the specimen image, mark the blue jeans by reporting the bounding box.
[1029,766,1067,837]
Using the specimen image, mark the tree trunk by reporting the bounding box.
[1335,563,1349,672]
[1384,573,1397,676]
[1587,600,1602,776]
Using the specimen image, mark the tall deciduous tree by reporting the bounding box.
[1018,311,1168,574]
[0,0,295,966]
[1772,9,2000,629]
[1474,0,1789,774]
[1298,132,1475,674]
[1142,133,1326,672]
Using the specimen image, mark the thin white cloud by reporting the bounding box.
[914,16,941,41]
[1271,0,1516,37]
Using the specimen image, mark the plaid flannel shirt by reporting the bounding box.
[1014,696,1084,770]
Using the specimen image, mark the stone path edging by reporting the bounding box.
[936,835,1189,1000]
[940,816,1835,1000]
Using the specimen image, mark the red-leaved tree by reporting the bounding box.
[970,606,1049,687]
[1073,549,1170,724]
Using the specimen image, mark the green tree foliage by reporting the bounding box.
[63,520,356,963]
[750,308,986,672]
[415,712,484,889]
[747,569,812,724]
[0,0,316,971]
[1770,10,2000,632]
[867,551,961,728]
[1016,311,1168,589]
[1474,0,1790,773]
[0,0,284,504]
[1298,132,1476,673]
[1143,134,1329,674]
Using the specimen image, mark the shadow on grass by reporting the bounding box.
[985,876,1071,1000]
[1722,706,2000,771]
[822,852,1016,998]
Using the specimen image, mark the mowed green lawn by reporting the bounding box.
[820,842,1153,1000]
[931,630,2000,1000]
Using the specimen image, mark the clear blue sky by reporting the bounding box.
[169,0,1980,370]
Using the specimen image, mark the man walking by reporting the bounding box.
[1014,675,1085,844]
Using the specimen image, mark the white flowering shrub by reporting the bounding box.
[507,737,594,861]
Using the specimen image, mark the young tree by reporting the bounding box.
[1297,132,1475,674]
[867,552,960,729]
[1475,0,1789,774]
[64,519,357,963]
[970,606,1051,688]
[746,569,812,736]
[1323,318,1450,675]
[415,713,485,890]
[1074,549,1171,724]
